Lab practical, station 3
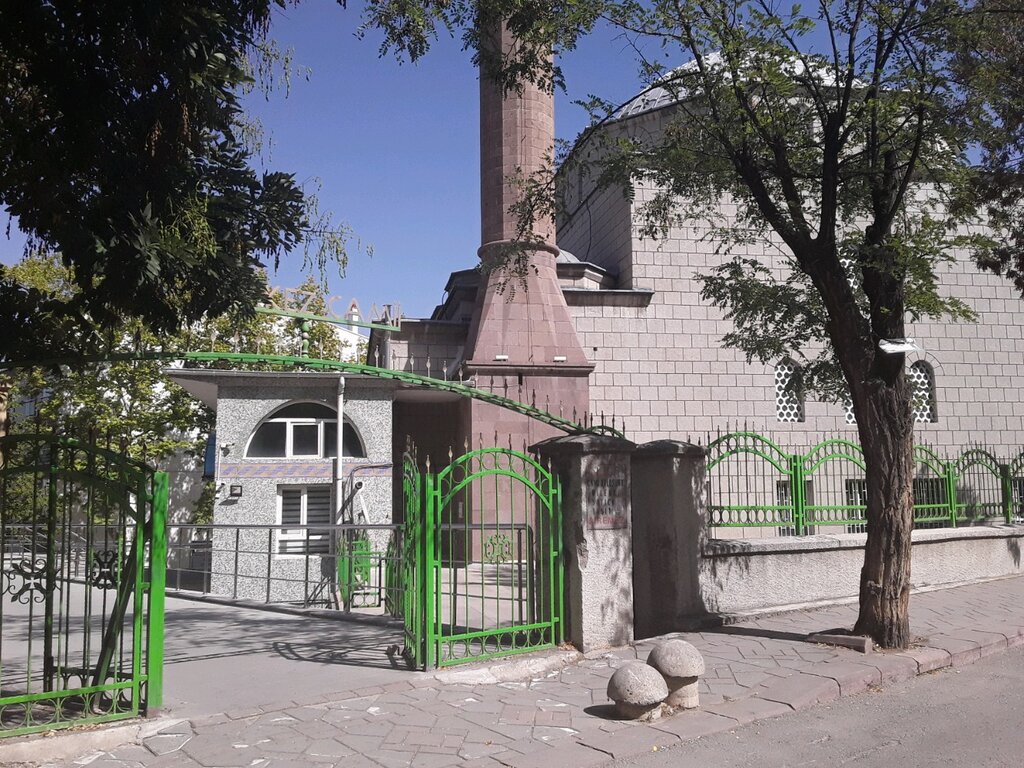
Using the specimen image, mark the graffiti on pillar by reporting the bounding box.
[585,474,628,529]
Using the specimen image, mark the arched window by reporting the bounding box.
[775,359,805,423]
[909,361,938,423]
[245,402,366,459]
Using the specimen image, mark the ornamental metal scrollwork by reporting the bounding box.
[89,550,119,590]
[4,557,53,604]
[483,533,513,564]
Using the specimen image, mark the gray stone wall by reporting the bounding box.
[699,527,1024,615]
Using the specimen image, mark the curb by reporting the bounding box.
[0,717,185,767]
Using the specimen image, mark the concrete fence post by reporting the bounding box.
[533,434,637,652]
[630,440,708,639]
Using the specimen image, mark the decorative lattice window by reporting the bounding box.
[843,400,857,425]
[775,359,805,423]
[909,361,938,423]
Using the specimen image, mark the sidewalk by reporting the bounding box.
[33,575,1024,768]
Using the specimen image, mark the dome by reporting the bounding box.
[617,51,855,119]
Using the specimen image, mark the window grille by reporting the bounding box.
[775,359,805,423]
[842,400,857,425]
[909,361,938,423]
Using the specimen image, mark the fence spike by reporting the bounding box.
[426,355,432,377]
[447,444,453,462]
[443,360,448,381]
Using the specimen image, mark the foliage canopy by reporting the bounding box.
[0,1,348,363]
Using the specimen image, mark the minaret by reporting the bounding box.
[462,17,591,444]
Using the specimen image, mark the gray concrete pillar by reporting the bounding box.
[533,434,636,651]
[631,440,708,639]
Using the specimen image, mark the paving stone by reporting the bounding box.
[649,709,738,741]
[457,755,512,768]
[948,628,1009,656]
[577,723,680,758]
[919,634,985,666]
[803,660,881,694]
[702,696,792,725]
[756,672,840,709]
[494,742,608,768]
[855,653,920,685]
[897,646,951,674]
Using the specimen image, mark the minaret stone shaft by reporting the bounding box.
[463,19,590,377]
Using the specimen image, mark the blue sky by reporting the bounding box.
[0,1,651,321]
[243,0,648,319]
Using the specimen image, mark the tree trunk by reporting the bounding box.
[853,376,916,649]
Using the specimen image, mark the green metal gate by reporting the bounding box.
[402,447,563,669]
[0,432,167,737]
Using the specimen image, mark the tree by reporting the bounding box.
[5,254,212,463]
[0,1,348,363]
[951,0,1024,293]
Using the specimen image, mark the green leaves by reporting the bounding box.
[0,2,340,363]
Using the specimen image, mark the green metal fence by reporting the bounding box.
[707,432,1024,535]
[0,432,167,737]
[401,446,564,669]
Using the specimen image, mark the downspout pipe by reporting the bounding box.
[336,376,345,522]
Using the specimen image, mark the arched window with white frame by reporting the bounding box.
[909,361,938,423]
[245,402,366,459]
[774,358,805,423]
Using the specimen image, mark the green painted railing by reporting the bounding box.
[707,432,1024,535]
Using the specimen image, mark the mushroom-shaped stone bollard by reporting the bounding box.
[647,639,705,709]
[607,661,669,719]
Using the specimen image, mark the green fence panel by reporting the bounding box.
[1009,452,1024,525]
[706,432,798,530]
[801,439,867,531]
[0,432,162,737]
[706,433,1024,537]
[400,445,425,669]
[950,449,1005,525]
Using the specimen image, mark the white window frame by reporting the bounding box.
[245,401,366,459]
[284,418,328,457]
[276,485,333,557]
